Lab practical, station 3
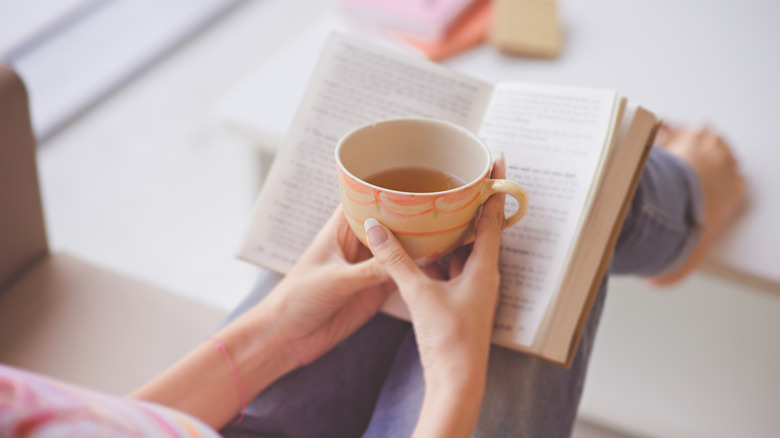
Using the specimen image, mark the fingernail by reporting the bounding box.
[364,218,388,247]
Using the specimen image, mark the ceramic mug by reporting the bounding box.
[335,117,529,264]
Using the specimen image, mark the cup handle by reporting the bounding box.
[462,179,529,245]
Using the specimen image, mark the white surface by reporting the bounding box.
[35,0,780,436]
[0,0,93,57]
[581,275,780,438]
[38,0,333,311]
[215,15,344,152]
[214,12,416,153]
[218,0,780,289]
[6,0,242,139]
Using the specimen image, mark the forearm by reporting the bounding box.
[610,146,703,276]
[412,351,489,438]
[414,377,485,438]
[130,301,294,429]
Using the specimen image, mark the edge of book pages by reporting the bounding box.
[504,104,660,367]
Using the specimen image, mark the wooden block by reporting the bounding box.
[488,0,563,58]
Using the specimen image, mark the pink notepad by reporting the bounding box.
[339,0,476,43]
[400,0,490,61]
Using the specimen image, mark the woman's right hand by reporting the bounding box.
[364,158,508,438]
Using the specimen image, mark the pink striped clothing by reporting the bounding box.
[0,364,221,437]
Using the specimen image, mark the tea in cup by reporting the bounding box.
[335,118,528,264]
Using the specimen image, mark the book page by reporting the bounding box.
[479,83,618,347]
[238,33,494,272]
[539,104,660,365]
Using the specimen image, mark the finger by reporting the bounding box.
[311,205,371,264]
[363,218,426,294]
[467,156,507,272]
[491,154,506,180]
[306,205,348,253]
[326,204,348,233]
[339,257,390,291]
[328,284,395,340]
[668,128,701,149]
[336,209,373,262]
[449,244,471,278]
[654,122,679,147]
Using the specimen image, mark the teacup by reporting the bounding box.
[335,117,528,264]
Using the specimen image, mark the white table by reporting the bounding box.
[38,1,780,437]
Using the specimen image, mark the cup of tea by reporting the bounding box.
[335,117,529,264]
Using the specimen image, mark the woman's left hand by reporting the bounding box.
[256,205,393,370]
[132,205,393,428]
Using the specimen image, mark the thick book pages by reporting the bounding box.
[237,33,659,366]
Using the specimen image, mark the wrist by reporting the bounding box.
[130,301,296,428]
[415,377,485,438]
[413,352,488,438]
[422,345,490,394]
[216,300,297,394]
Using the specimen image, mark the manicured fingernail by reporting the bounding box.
[364,218,388,247]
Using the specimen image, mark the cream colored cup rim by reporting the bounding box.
[334,117,492,196]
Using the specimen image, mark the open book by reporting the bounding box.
[237,33,660,367]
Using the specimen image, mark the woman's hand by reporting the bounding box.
[133,206,393,428]
[134,160,506,431]
[257,205,394,370]
[364,158,507,438]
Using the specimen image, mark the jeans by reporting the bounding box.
[220,147,703,438]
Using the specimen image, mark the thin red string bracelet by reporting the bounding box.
[206,336,247,424]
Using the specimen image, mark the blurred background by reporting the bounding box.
[2,1,779,437]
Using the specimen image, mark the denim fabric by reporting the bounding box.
[610,146,704,277]
[221,147,702,438]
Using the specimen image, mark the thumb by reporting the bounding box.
[364,218,424,292]
[338,257,388,291]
